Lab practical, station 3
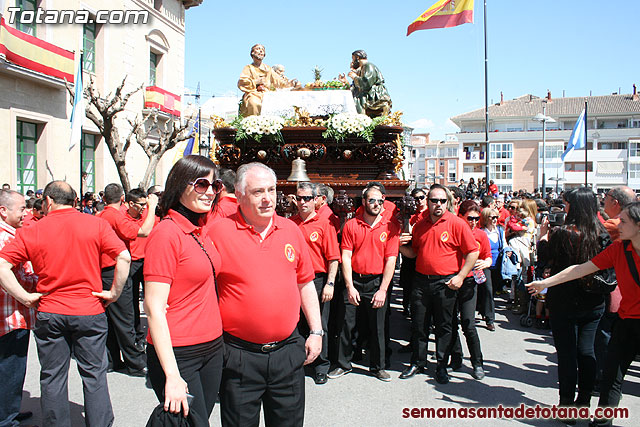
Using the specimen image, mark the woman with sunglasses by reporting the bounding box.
[447,200,491,379]
[479,208,506,330]
[143,155,223,423]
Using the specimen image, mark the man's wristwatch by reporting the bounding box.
[325,281,334,287]
[309,329,325,337]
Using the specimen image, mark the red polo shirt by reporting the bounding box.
[208,213,314,344]
[22,215,42,227]
[291,213,340,274]
[498,207,509,227]
[341,213,400,275]
[97,206,139,268]
[124,209,158,261]
[411,210,479,276]
[316,203,341,232]
[410,208,428,226]
[208,196,238,224]
[0,208,125,315]
[592,240,640,319]
[144,210,222,346]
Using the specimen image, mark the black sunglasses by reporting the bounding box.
[297,195,315,202]
[428,198,448,205]
[367,199,384,205]
[414,194,426,200]
[490,216,499,220]
[189,178,223,194]
[467,216,480,222]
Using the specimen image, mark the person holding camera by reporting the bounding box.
[532,187,606,416]
[529,200,640,426]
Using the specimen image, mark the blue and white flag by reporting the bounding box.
[561,109,586,161]
[69,51,85,151]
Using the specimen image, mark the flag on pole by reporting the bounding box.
[183,111,200,157]
[69,51,85,150]
[407,0,474,36]
[561,109,586,161]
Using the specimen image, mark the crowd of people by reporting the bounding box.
[1,168,639,427]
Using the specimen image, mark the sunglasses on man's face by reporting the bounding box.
[367,198,384,205]
[428,198,448,205]
[467,216,480,222]
[414,194,426,201]
[189,178,223,194]
[296,195,315,202]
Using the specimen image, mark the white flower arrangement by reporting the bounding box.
[323,113,383,142]
[232,115,285,143]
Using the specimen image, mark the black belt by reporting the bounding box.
[353,272,381,280]
[418,273,454,280]
[223,331,293,353]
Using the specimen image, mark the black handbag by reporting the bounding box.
[581,233,617,294]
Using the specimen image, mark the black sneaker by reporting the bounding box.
[472,366,485,380]
[435,369,449,384]
[372,369,391,382]
[314,372,328,385]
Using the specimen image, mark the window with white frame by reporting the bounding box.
[490,143,513,160]
[629,163,640,179]
[448,159,456,182]
[630,141,640,157]
[427,159,435,175]
[490,163,512,180]
[539,144,564,159]
[425,147,437,158]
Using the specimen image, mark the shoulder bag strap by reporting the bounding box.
[623,240,640,288]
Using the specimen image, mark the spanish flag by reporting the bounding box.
[407,0,474,36]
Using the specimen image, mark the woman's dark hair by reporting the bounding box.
[555,186,605,264]
[458,200,480,217]
[624,201,640,224]
[158,155,219,218]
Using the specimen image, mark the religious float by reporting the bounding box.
[211,61,415,222]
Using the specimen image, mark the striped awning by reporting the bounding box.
[597,161,625,175]
[144,86,181,117]
[0,17,74,82]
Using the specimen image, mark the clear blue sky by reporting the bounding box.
[184,0,639,140]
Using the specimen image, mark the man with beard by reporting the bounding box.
[338,50,392,117]
[329,183,400,382]
[238,44,299,116]
[399,184,479,384]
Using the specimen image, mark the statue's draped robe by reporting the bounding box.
[238,63,290,116]
[351,62,392,117]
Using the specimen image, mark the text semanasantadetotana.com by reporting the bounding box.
[402,404,629,420]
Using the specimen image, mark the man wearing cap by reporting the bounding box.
[290,182,340,385]
[208,162,322,426]
[0,189,38,426]
[329,182,400,382]
[0,181,130,426]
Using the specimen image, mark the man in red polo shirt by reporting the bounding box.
[315,184,340,232]
[98,183,157,376]
[123,188,155,349]
[291,181,340,385]
[210,168,238,222]
[0,181,130,427]
[208,163,322,427]
[399,184,479,384]
[329,183,400,382]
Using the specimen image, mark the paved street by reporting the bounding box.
[20,287,640,426]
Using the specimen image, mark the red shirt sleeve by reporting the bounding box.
[458,221,480,255]
[294,226,315,284]
[113,212,139,241]
[384,222,401,258]
[321,221,341,262]
[144,224,180,284]
[100,221,128,260]
[340,220,356,252]
[0,231,29,266]
[591,240,618,270]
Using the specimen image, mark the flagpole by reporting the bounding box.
[79,52,84,198]
[584,100,588,187]
[483,0,490,190]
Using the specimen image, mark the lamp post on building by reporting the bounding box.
[533,106,556,199]
[549,176,566,194]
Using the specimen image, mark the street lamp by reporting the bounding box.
[549,177,566,194]
[533,106,556,199]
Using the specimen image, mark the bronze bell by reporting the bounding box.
[287,157,310,182]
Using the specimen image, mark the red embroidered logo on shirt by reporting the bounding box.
[309,231,319,242]
[441,231,450,242]
[380,232,388,242]
[284,244,296,262]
